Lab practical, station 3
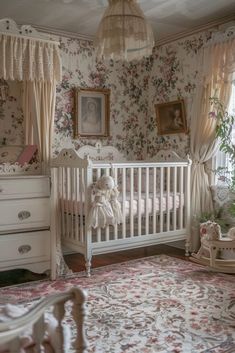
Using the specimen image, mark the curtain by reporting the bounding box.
[0,34,61,81]
[190,36,235,251]
[0,32,61,164]
[22,80,56,165]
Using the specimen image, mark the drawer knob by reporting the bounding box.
[0,187,3,193]
[18,245,31,254]
[18,210,31,220]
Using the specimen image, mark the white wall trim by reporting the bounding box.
[18,22,94,42]
[20,13,235,46]
[155,14,235,46]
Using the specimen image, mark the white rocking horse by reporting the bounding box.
[190,221,235,273]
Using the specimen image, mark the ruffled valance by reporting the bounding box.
[0,34,61,82]
[202,34,235,86]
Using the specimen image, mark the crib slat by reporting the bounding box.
[179,166,184,229]
[79,168,84,243]
[185,162,191,255]
[84,164,93,276]
[70,167,74,240]
[138,167,142,236]
[72,289,88,353]
[166,167,170,232]
[114,168,118,240]
[145,167,149,235]
[130,167,134,237]
[173,166,177,230]
[53,302,66,353]
[153,167,157,234]
[66,168,70,239]
[160,167,164,232]
[60,167,65,241]
[105,168,110,242]
[74,168,79,242]
[96,168,101,243]
[122,168,126,239]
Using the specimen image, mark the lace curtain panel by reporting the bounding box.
[190,34,235,251]
[202,37,235,86]
[0,34,61,82]
[22,81,56,164]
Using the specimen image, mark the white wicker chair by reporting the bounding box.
[0,287,87,353]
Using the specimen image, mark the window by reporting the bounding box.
[214,82,235,185]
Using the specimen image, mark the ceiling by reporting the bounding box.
[0,0,235,42]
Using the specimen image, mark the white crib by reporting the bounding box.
[51,143,192,276]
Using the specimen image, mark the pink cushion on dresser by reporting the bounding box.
[17,145,38,166]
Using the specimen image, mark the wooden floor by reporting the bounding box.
[64,244,188,273]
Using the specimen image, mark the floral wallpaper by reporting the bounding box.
[0,24,227,161]
[0,81,24,146]
[146,31,212,158]
[52,29,213,160]
[53,36,151,160]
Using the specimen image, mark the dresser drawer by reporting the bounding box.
[0,198,50,232]
[0,231,50,263]
[0,176,50,200]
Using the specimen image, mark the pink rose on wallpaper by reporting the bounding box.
[64,102,72,113]
[63,90,73,99]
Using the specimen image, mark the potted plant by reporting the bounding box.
[206,97,235,230]
[209,97,235,190]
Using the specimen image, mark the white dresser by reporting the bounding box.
[0,175,51,275]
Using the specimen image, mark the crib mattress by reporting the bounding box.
[61,193,183,217]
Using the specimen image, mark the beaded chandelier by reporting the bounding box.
[95,0,155,61]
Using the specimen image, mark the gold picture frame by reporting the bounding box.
[155,99,187,135]
[74,87,110,138]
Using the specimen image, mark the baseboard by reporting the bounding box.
[168,240,185,250]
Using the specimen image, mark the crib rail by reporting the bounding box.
[51,148,191,266]
[89,161,190,248]
[0,287,87,353]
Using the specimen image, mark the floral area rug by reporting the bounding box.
[0,255,235,353]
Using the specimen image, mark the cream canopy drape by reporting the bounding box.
[0,20,61,164]
[0,34,61,81]
[23,80,57,163]
[190,35,235,251]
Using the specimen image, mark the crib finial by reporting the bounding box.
[187,154,192,165]
[95,141,102,154]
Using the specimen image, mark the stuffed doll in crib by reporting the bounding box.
[88,176,122,229]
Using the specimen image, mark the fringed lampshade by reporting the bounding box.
[95,0,155,61]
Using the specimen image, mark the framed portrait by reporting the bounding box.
[74,88,110,138]
[155,99,187,135]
